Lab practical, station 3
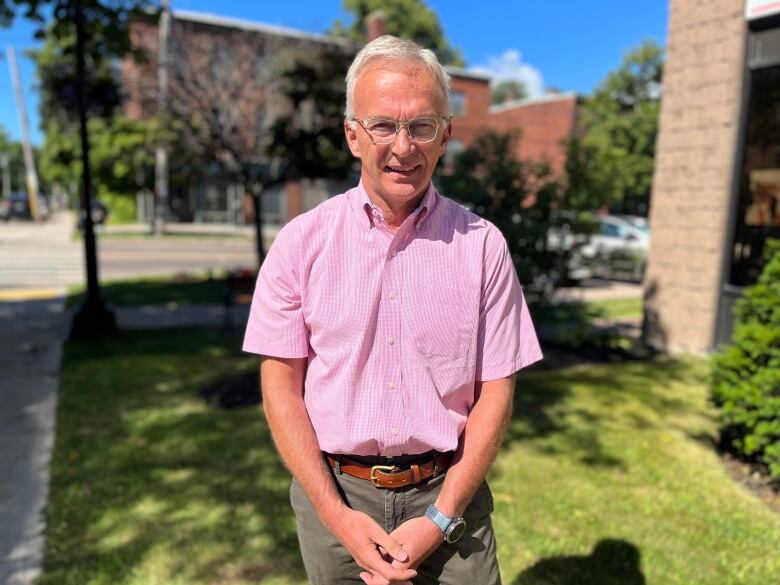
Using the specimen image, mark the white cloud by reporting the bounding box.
[470,49,546,99]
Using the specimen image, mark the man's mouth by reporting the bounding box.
[384,164,421,177]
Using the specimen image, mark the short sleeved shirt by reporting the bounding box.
[243,182,542,456]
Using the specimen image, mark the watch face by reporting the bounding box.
[446,519,467,543]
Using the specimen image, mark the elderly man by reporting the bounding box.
[243,35,542,585]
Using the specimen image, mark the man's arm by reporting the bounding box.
[260,356,416,583]
[362,374,515,585]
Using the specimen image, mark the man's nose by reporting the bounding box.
[392,124,415,155]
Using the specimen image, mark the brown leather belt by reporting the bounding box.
[325,452,453,489]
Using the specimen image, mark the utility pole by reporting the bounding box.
[70,2,117,338]
[154,0,171,234]
[0,153,10,198]
[7,46,40,219]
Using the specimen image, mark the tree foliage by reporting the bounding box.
[331,0,463,65]
[0,127,26,193]
[491,79,527,105]
[439,131,590,303]
[579,40,663,215]
[712,239,780,480]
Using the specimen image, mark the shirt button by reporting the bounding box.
[388,337,395,345]
[391,428,399,436]
[389,382,396,390]
[392,250,398,257]
[388,291,397,299]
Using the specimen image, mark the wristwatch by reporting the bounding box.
[424,504,467,544]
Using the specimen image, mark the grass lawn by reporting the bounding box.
[585,296,643,319]
[66,275,231,308]
[44,330,780,585]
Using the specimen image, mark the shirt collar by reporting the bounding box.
[349,181,438,232]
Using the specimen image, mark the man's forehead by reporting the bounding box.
[357,58,434,84]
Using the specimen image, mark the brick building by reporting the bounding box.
[644,0,780,353]
[122,9,579,225]
[122,10,354,225]
[489,93,580,177]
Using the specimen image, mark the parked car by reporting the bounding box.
[76,199,109,229]
[566,215,650,282]
[0,191,50,221]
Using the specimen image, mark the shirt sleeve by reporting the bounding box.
[475,227,543,381]
[242,220,310,358]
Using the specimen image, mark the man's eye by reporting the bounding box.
[411,121,436,134]
[367,121,397,134]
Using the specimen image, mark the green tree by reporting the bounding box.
[0,127,26,194]
[331,0,464,65]
[580,40,663,215]
[491,79,527,105]
[439,131,579,303]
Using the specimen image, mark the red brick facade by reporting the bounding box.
[489,94,579,177]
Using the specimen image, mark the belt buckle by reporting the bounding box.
[370,464,397,487]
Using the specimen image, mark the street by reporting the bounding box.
[0,213,258,293]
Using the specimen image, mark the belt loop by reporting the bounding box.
[335,455,342,475]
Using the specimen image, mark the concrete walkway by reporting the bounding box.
[0,295,68,585]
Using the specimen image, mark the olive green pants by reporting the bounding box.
[290,468,501,585]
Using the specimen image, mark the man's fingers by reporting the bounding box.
[364,546,415,582]
[373,532,409,563]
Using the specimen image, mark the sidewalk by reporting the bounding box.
[0,294,248,585]
[0,294,68,585]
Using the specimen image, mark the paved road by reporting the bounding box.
[99,237,256,280]
[0,213,83,291]
[0,213,257,292]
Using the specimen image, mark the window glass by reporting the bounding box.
[730,64,780,286]
[450,91,466,117]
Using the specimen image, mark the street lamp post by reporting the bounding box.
[69,2,117,339]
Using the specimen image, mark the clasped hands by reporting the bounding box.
[332,508,444,585]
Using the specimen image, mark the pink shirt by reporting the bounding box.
[243,182,542,456]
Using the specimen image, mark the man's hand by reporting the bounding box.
[359,516,444,585]
[329,507,417,583]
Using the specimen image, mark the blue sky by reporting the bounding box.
[0,0,668,146]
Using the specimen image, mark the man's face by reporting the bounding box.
[345,60,450,208]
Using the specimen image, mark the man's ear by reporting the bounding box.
[345,119,361,158]
[439,119,452,154]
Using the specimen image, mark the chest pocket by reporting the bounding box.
[407,284,475,358]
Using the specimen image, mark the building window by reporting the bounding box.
[730,61,780,287]
[450,91,466,117]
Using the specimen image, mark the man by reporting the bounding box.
[244,35,542,585]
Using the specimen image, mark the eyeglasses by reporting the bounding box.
[350,116,449,144]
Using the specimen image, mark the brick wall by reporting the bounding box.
[448,74,492,148]
[489,94,579,177]
[644,0,747,353]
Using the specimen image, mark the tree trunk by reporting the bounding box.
[251,183,265,269]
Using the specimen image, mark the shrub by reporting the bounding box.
[711,239,780,480]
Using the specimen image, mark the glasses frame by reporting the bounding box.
[350,115,451,145]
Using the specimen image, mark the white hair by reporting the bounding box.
[345,35,451,120]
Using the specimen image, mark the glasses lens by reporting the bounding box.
[364,119,397,142]
[409,118,439,142]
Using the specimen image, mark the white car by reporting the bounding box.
[567,215,649,282]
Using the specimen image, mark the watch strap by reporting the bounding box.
[424,504,452,533]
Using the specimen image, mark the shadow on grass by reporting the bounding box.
[66,276,227,309]
[507,356,711,469]
[42,328,305,585]
[512,539,645,585]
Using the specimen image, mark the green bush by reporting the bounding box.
[711,239,780,480]
[98,189,136,224]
